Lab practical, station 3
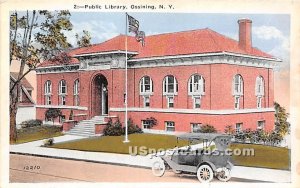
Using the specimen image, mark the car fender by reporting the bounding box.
[226,161,234,170]
[197,161,217,172]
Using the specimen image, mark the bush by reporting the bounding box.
[198,124,217,133]
[103,118,143,136]
[21,119,43,128]
[43,138,54,146]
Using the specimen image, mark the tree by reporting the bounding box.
[9,10,74,142]
[224,125,235,135]
[144,117,157,129]
[274,102,290,137]
[75,30,92,47]
[45,108,62,125]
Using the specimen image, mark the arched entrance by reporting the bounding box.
[91,74,108,116]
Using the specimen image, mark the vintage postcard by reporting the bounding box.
[0,0,299,187]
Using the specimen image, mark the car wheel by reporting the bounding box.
[216,168,231,182]
[152,160,166,177]
[197,164,214,183]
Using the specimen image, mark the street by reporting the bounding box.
[9,154,259,183]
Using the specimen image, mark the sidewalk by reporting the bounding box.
[10,135,291,183]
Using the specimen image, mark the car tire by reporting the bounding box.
[216,168,231,182]
[152,160,166,177]
[197,164,214,183]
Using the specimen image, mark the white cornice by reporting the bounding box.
[109,107,275,115]
[36,105,88,110]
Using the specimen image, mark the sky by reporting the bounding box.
[65,12,290,110]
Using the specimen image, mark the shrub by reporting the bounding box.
[21,119,43,128]
[103,118,143,136]
[199,124,217,133]
[43,138,54,146]
[45,108,62,125]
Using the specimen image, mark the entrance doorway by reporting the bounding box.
[92,74,108,116]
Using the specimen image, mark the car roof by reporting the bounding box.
[177,133,231,141]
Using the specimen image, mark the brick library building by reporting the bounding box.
[36,19,279,136]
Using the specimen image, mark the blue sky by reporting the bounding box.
[67,12,290,68]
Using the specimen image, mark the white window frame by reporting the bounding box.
[235,123,243,134]
[193,96,201,109]
[73,79,80,106]
[188,74,205,95]
[257,120,265,130]
[60,95,66,105]
[167,96,174,108]
[233,74,243,96]
[191,123,202,133]
[257,96,262,109]
[255,76,264,96]
[142,120,151,129]
[165,121,175,132]
[163,75,178,95]
[140,76,153,95]
[143,96,150,108]
[44,80,52,105]
[234,96,240,109]
[59,80,67,95]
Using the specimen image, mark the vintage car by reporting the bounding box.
[151,133,233,183]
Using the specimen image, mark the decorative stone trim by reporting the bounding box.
[109,107,275,115]
[36,105,88,110]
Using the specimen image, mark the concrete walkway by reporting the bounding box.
[10,135,291,183]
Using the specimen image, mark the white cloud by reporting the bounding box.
[253,25,290,70]
[64,20,120,47]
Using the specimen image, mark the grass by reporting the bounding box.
[230,143,290,170]
[13,126,63,144]
[51,134,290,170]
[51,133,188,155]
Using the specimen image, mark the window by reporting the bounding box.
[165,121,175,132]
[144,96,150,107]
[142,120,151,129]
[191,123,202,133]
[163,75,178,95]
[19,89,23,102]
[257,120,265,130]
[234,96,240,109]
[255,76,264,96]
[60,95,66,105]
[235,123,243,134]
[167,96,174,108]
[44,80,52,105]
[257,96,262,108]
[233,74,243,95]
[194,97,201,109]
[59,80,67,95]
[140,76,153,94]
[189,74,205,95]
[73,79,80,106]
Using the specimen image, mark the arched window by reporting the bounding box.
[140,76,153,94]
[59,80,67,95]
[163,75,178,95]
[188,74,205,95]
[232,74,243,109]
[73,79,80,106]
[59,80,67,105]
[255,76,264,96]
[233,74,243,95]
[44,80,52,105]
[255,76,264,108]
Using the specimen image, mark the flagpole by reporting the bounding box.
[124,12,129,143]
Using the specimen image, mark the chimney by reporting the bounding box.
[238,19,252,52]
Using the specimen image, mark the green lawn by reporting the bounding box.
[14,126,63,144]
[230,143,290,170]
[50,133,290,170]
[51,133,188,155]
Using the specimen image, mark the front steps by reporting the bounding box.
[66,116,105,137]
